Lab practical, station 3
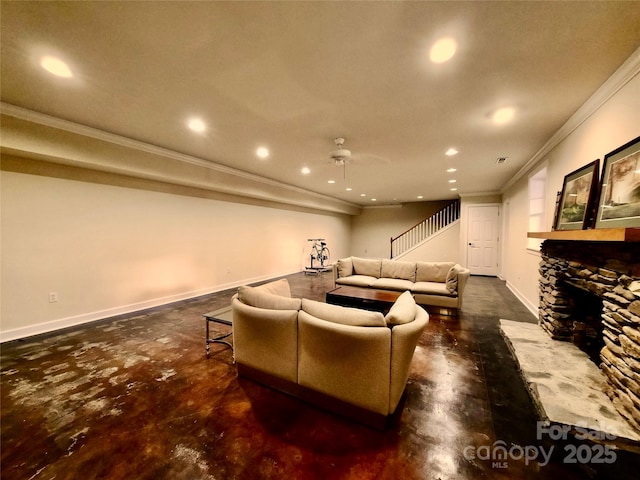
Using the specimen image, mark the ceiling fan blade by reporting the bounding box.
[350,153,391,165]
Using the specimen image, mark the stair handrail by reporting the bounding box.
[390,199,460,258]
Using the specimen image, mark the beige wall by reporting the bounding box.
[4,59,637,341]
[1,169,351,340]
[349,200,451,259]
[502,71,640,314]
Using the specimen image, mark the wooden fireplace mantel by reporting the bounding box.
[527,227,640,242]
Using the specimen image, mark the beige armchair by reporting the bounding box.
[298,306,428,417]
[232,299,299,383]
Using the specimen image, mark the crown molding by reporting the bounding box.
[458,191,502,198]
[502,45,640,192]
[362,204,404,209]
[0,102,360,214]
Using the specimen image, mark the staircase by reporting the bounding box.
[390,200,460,258]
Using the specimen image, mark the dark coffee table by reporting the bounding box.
[325,286,406,313]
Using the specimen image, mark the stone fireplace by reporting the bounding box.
[537,238,640,432]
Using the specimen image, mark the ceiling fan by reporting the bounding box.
[327,137,389,179]
[329,137,352,166]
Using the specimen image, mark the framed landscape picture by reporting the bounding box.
[595,135,640,229]
[554,159,600,230]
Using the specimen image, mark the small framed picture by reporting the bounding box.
[595,136,640,229]
[554,159,600,230]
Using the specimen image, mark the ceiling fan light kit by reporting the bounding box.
[329,137,351,163]
[329,137,352,179]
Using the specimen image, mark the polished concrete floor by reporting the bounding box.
[2,273,639,479]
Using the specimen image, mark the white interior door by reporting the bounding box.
[467,205,499,276]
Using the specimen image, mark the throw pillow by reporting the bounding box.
[384,291,417,326]
[301,299,385,327]
[337,257,353,278]
[446,266,459,293]
[238,286,301,310]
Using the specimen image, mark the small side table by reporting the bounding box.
[203,306,234,360]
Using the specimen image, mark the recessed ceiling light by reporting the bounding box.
[430,38,457,64]
[40,55,73,78]
[301,167,311,175]
[448,179,457,183]
[450,187,458,191]
[492,107,515,125]
[371,198,377,202]
[446,168,457,173]
[187,117,206,133]
[445,148,458,156]
[346,187,352,191]
[360,193,366,197]
[417,195,424,199]
[256,147,269,158]
[328,180,336,184]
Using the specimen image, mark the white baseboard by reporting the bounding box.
[505,280,539,318]
[0,270,298,343]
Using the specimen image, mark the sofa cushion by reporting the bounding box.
[238,285,302,310]
[371,278,415,291]
[352,257,381,278]
[337,257,353,278]
[411,281,457,297]
[381,259,417,282]
[336,275,377,287]
[255,278,292,297]
[415,262,455,283]
[384,291,417,326]
[446,265,459,293]
[301,299,385,327]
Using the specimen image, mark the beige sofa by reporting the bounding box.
[232,278,428,428]
[334,257,470,314]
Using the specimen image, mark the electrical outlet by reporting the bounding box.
[49,292,58,303]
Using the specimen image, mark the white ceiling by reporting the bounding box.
[2,1,640,206]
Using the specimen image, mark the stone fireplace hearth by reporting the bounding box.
[538,239,640,432]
